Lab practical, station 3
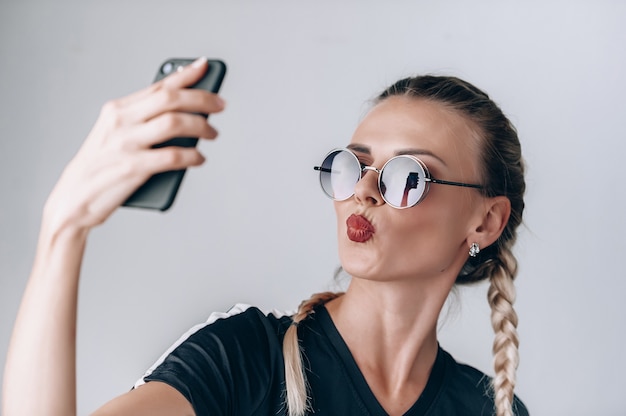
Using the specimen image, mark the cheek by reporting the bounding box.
[333,203,349,247]
[386,201,471,256]
[384,217,460,276]
[333,201,344,229]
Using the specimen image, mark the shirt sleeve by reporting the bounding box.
[137,305,289,416]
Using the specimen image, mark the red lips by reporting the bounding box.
[346,214,375,243]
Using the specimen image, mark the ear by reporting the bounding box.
[467,196,511,250]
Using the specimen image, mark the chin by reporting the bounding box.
[339,255,383,281]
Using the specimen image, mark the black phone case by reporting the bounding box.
[122,58,227,211]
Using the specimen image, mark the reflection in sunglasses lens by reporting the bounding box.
[320,150,360,201]
[379,157,428,208]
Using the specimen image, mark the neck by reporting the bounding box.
[330,273,453,336]
[325,275,455,414]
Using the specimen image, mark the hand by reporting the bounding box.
[44,57,225,235]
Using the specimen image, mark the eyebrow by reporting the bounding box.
[347,143,448,166]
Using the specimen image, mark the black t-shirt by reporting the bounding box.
[136,304,528,415]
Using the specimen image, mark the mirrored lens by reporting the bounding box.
[379,156,428,208]
[319,150,361,201]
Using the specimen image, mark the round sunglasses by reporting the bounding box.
[314,148,484,209]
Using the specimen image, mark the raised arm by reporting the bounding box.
[2,57,224,416]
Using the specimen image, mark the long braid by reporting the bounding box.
[488,248,520,416]
[283,291,343,416]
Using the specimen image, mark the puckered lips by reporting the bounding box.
[346,214,375,243]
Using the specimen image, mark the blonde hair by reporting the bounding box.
[488,249,520,416]
[283,75,526,415]
[282,291,343,415]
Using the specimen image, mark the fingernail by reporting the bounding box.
[215,96,226,108]
[192,56,208,68]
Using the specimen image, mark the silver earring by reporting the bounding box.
[469,242,480,257]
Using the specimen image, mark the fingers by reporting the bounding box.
[139,146,206,175]
[121,112,219,149]
[92,57,226,149]
[57,146,206,227]
[125,88,225,125]
[160,57,209,89]
[113,57,209,108]
[103,57,224,126]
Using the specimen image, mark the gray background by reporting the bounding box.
[1,1,625,414]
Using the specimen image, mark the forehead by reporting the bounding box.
[351,96,481,168]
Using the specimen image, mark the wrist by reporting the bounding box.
[40,203,90,251]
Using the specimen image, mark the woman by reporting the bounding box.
[2,57,528,415]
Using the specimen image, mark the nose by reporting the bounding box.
[354,167,384,207]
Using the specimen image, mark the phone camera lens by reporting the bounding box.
[162,62,174,75]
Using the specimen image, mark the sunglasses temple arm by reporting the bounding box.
[428,178,484,189]
[314,166,333,173]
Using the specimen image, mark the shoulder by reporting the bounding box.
[202,302,293,331]
[136,303,293,387]
[135,304,294,415]
[194,303,293,340]
[436,348,529,416]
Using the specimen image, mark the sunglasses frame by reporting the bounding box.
[314,148,484,209]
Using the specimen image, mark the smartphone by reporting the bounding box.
[122,58,227,211]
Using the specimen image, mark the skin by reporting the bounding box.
[325,96,510,415]
[2,72,510,415]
